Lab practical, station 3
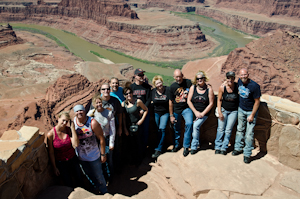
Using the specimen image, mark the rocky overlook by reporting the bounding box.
[216,0,300,18]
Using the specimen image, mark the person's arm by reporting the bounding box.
[136,99,148,126]
[70,121,79,148]
[122,102,129,136]
[144,86,152,108]
[217,85,224,120]
[187,85,201,118]
[47,130,60,176]
[91,119,106,163]
[169,99,177,124]
[108,113,116,150]
[201,87,214,116]
[247,97,260,122]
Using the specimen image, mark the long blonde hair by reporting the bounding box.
[192,70,209,85]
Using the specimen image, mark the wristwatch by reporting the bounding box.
[100,154,106,157]
[170,114,174,117]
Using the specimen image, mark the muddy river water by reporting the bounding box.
[9,15,254,76]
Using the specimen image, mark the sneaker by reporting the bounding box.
[244,156,251,164]
[215,150,221,154]
[220,150,227,155]
[183,148,189,157]
[191,149,197,155]
[171,146,180,152]
[152,150,162,158]
[232,150,243,156]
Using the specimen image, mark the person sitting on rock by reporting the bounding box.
[47,111,82,188]
[73,104,107,194]
[214,71,239,155]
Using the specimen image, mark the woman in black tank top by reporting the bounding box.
[214,71,239,155]
[187,71,214,155]
[122,86,148,165]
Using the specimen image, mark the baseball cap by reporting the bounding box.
[226,71,235,78]
[73,104,85,113]
[134,68,145,75]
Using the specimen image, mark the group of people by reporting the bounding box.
[46,67,261,194]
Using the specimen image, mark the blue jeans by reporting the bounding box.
[102,136,113,182]
[191,116,208,150]
[79,158,107,194]
[140,111,150,153]
[234,107,258,157]
[215,108,238,151]
[173,108,193,149]
[154,112,169,152]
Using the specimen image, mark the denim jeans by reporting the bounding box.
[140,111,150,153]
[173,108,193,149]
[191,116,208,150]
[154,112,169,152]
[234,107,258,157]
[215,108,238,151]
[102,136,113,182]
[79,158,107,194]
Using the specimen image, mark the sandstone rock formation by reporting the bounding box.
[216,0,300,18]
[220,30,300,103]
[0,24,23,48]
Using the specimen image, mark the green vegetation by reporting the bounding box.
[90,51,106,59]
[62,30,76,36]
[107,49,186,69]
[145,72,174,86]
[14,26,70,51]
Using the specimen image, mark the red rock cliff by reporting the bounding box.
[221,30,300,103]
[216,0,300,18]
[0,24,23,48]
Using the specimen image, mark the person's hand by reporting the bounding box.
[70,121,75,130]
[247,114,254,123]
[125,129,129,136]
[109,146,114,151]
[139,109,144,117]
[219,112,224,121]
[170,116,176,124]
[195,111,204,119]
[118,126,122,136]
[136,120,142,126]
[101,155,107,163]
[54,167,60,176]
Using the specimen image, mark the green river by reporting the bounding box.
[6,15,254,76]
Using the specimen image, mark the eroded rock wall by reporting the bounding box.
[0,24,23,48]
[220,30,300,103]
[216,0,300,18]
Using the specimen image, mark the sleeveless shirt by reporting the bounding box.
[125,101,140,124]
[191,85,210,116]
[222,83,239,111]
[74,116,100,161]
[53,127,75,162]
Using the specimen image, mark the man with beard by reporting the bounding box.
[169,69,193,156]
[231,68,261,164]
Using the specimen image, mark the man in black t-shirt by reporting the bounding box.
[130,68,152,154]
[169,69,193,157]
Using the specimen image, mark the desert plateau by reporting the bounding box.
[0,0,300,199]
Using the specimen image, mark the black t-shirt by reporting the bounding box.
[130,82,152,108]
[191,86,210,116]
[238,79,261,111]
[222,83,239,111]
[152,87,170,115]
[169,79,192,114]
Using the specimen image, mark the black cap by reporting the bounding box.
[134,68,145,75]
[226,71,235,78]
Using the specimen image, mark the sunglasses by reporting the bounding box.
[125,92,132,96]
[101,88,110,91]
[137,74,144,77]
[196,77,205,80]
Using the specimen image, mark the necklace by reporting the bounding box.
[197,84,206,90]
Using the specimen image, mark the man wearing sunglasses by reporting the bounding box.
[130,68,152,155]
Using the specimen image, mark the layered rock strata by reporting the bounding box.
[216,0,300,18]
[220,30,300,103]
[0,24,23,48]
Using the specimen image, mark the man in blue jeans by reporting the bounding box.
[232,68,261,164]
[169,69,193,157]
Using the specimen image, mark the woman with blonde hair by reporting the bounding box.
[87,93,115,184]
[187,71,214,155]
[151,75,170,158]
[47,111,82,187]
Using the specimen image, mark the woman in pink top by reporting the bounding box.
[47,111,82,187]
